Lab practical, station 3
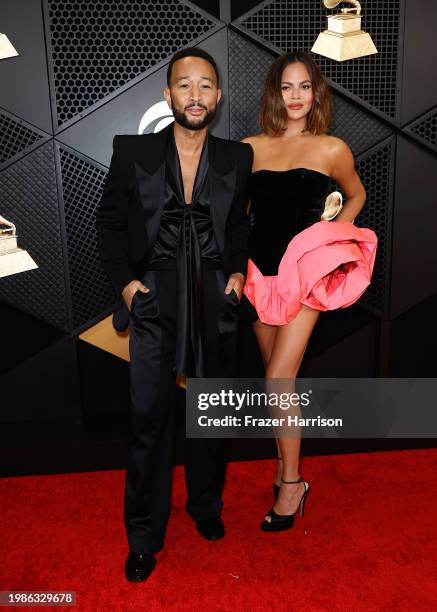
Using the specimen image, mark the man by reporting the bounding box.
[95,48,253,581]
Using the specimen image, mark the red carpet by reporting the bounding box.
[1,449,437,611]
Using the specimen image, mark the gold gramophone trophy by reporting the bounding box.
[0,215,38,278]
[0,33,19,60]
[312,0,378,61]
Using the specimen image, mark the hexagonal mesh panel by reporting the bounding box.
[330,137,395,317]
[0,110,47,167]
[354,140,394,316]
[229,29,276,140]
[331,94,392,157]
[228,30,392,155]
[0,141,70,331]
[46,0,217,126]
[236,0,401,119]
[59,147,114,329]
[405,107,437,153]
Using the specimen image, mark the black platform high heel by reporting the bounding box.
[261,475,310,532]
[273,456,282,499]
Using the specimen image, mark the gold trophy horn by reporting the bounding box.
[324,0,361,11]
[312,1,378,61]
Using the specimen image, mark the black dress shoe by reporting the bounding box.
[196,517,225,541]
[125,552,156,582]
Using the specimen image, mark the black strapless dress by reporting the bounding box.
[242,167,331,322]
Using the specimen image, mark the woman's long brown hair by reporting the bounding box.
[259,51,333,136]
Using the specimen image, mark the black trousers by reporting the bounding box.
[124,265,238,554]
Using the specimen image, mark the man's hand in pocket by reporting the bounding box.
[224,272,245,301]
[122,280,150,312]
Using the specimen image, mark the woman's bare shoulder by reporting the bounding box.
[316,135,355,176]
[319,134,352,156]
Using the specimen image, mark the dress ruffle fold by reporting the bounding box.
[243,220,378,325]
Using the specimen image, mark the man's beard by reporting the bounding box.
[171,101,217,130]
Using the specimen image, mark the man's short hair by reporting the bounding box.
[166,48,220,87]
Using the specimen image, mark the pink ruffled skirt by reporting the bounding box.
[243,220,378,326]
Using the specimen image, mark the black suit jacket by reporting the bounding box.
[95,124,253,303]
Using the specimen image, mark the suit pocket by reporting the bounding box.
[130,288,159,323]
[231,286,241,302]
[130,289,141,310]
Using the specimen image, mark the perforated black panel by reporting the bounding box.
[355,139,394,316]
[229,29,275,140]
[405,107,437,154]
[59,147,114,329]
[331,137,395,317]
[331,95,392,157]
[229,31,392,155]
[236,0,401,119]
[0,141,70,331]
[0,110,47,167]
[47,0,217,126]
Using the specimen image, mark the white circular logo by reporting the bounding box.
[138,100,174,135]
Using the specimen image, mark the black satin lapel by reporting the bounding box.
[134,161,166,250]
[209,165,237,255]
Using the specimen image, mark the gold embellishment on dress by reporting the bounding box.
[321,191,343,221]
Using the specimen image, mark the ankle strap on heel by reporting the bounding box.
[281,476,303,484]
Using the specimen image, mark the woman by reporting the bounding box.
[241,51,369,532]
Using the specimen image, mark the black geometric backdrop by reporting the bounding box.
[59,145,113,328]
[0,141,70,331]
[46,0,218,127]
[354,137,395,316]
[1,0,436,337]
[405,107,437,154]
[235,0,402,120]
[0,109,48,167]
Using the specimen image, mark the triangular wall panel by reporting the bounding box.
[0,109,50,170]
[229,30,392,156]
[0,0,52,133]
[45,0,221,129]
[0,141,70,331]
[404,107,437,155]
[235,0,402,122]
[58,144,113,331]
[56,28,230,167]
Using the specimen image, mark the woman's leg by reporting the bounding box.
[252,318,277,368]
[252,319,283,483]
[264,304,320,519]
